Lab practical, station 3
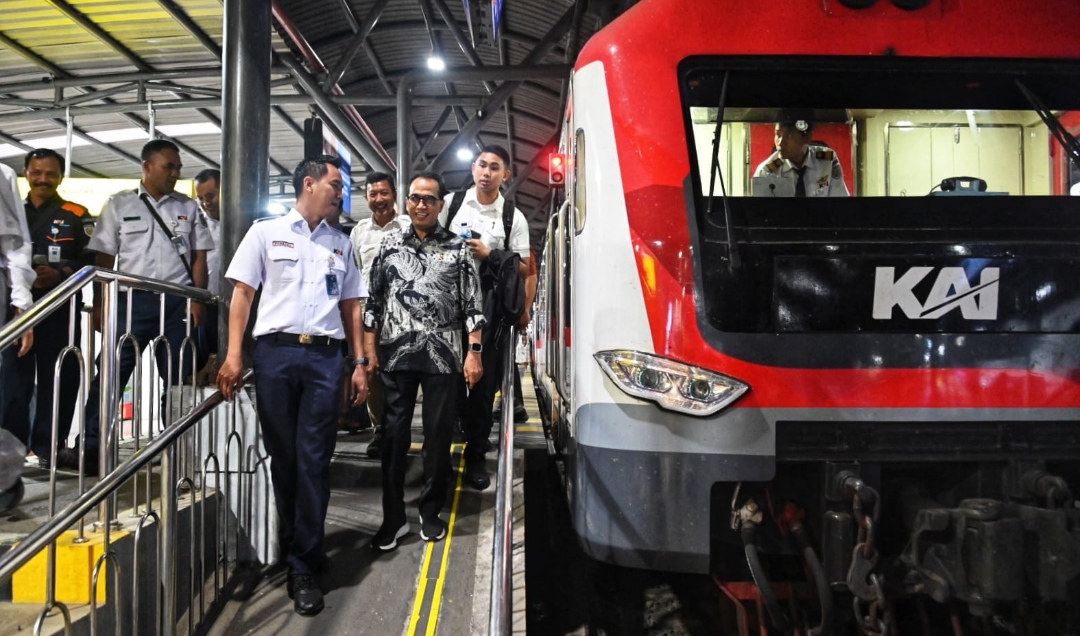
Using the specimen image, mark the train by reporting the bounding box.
[531,0,1080,632]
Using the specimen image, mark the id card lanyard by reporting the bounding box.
[138,192,196,285]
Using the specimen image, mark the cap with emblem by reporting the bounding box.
[777,108,815,135]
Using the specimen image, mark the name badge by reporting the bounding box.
[48,245,62,264]
[325,273,340,297]
[171,235,188,256]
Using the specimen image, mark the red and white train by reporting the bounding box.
[532,0,1080,630]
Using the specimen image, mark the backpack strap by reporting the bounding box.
[445,190,467,228]
[502,195,515,251]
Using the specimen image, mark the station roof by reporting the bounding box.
[0,0,638,226]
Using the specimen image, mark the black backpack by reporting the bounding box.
[445,191,524,329]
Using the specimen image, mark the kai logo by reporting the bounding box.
[872,267,1000,320]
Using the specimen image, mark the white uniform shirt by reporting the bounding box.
[349,213,409,284]
[88,185,212,285]
[438,188,531,259]
[753,145,851,198]
[225,209,365,339]
[203,214,221,295]
[0,163,33,310]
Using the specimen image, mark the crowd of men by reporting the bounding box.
[0,138,535,617]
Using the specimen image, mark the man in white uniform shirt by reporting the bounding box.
[753,108,850,198]
[217,155,368,617]
[439,144,530,490]
[194,168,221,368]
[58,139,211,474]
[350,171,407,458]
[0,162,34,349]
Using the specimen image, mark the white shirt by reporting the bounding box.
[225,208,365,339]
[203,214,221,295]
[349,213,409,284]
[0,163,33,311]
[753,145,851,198]
[438,188,530,259]
[88,185,213,285]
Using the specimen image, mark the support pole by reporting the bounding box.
[221,0,271,363]
[64,108,73,179]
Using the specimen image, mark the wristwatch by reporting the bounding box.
[469,342,483,353]
[353,356,370,367]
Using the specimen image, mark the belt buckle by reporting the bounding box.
[299,334,313,345]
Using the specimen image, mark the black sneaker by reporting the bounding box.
[419,514,447,542]
[371,520,409,552]
[465,459,490,491]
[56,448,99,474]
[366,430,383,459]
[513,405,529,424]
[292,575,324,616]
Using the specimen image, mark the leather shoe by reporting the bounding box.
[366,430,383,459]
[55,448,99,475]
[465,459,490,490]
[292,575,324,616]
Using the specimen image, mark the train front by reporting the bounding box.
[560,0,1080,628]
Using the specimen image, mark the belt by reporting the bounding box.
[262,332,341,346]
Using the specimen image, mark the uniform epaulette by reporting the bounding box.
[61,201,89,217]
[814,149,835,161]
[767,158,783,173]
[253,216,277,224]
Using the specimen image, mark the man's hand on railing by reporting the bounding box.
[217,354,244,401]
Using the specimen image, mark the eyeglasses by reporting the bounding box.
[407,194,440,206]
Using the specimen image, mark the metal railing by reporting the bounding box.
[0,267,271,635]
[489,327,517,635]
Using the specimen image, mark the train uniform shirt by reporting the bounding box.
[203,213,221,295]
[363,223,486,375]
[89,185,212,285]
[225,209,364,340]
[350,213,409,284]
[438,189,531,259]
[753,145,851,198]
[23,194,94,299]
[0,164,35,311]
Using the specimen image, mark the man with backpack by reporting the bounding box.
[440,145,529,490]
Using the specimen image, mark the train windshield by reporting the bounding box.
[681,58,1080,199]
[679,58,1080,335]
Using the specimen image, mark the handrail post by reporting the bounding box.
[489,327,517,635]
[95,277,119,530]
[161,444,178,636]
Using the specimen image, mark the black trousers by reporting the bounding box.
[253,338,344,576]
[380,370,459,524]
[462,327,511,462]
[0,305,81,460]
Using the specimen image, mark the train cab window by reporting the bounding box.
[681,59,1080,202]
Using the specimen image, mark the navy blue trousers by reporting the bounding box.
[462,328,510,461]
[254,338,344,576]
[380,371,459,525]
[84,292,192,451]
[0,303,81,460]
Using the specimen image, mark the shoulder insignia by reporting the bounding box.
[832,163,843,179]
[767,158,783,173]
[61,201,89,217]
[815,149,834,161]
[252,216,276,224]
[84,223,94,237]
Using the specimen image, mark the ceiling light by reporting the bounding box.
[427,56,445,71]
[267,202,287,216]
[456,148,474,161]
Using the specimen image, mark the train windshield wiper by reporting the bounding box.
[705,71,740,269]
[1015,78,1080,171]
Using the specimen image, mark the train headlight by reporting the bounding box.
[594,350,749,416]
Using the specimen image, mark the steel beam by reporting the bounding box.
[505,130,560,200]
[152,0,223,60]
[430,0,496,94]
[324,0,391,90]
[395,64,571,212]
[0,68,285,95]
[43,0,151,71]
[426,7,575,173]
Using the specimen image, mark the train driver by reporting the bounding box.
[753,108,850,198]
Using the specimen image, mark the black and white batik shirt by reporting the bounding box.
[364,223,486,374]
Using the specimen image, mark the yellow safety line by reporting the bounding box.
[407,443,467,636]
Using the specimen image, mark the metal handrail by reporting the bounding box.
[0,266,216,351]
[489,327,517,635]
[0,369,252,584]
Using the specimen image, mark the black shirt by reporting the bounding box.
[364,224,486,374]
[24,194,94,300]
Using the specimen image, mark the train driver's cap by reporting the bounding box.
[776,108,815,133]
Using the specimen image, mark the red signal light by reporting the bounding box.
[548,153,566,186]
